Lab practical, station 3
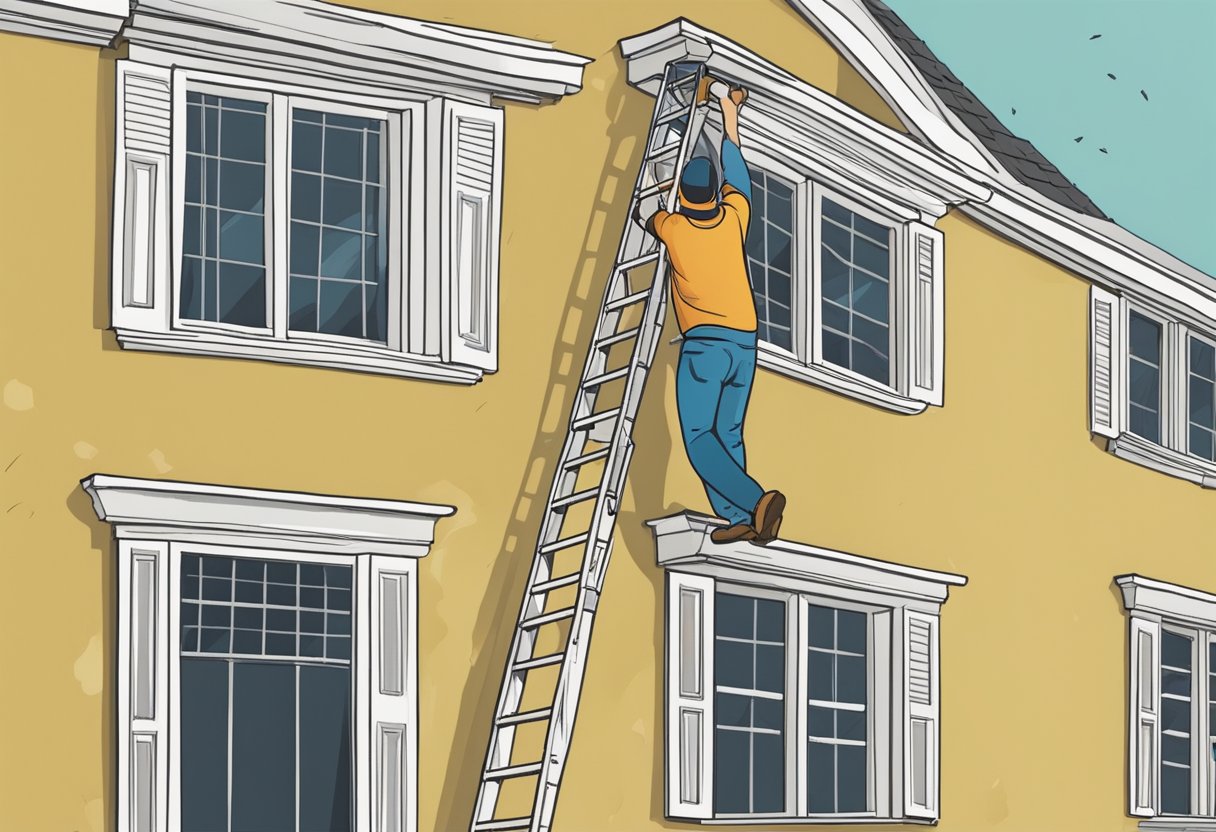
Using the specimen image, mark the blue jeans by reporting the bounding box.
[676,325,765,525]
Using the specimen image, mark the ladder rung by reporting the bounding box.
[497,707,554,728]
[655,107,690,128]
[520,607,576,629]
[552,487,599,511]
[484,762,543,781]
[649,140,682,162]
[616,252,660,273]
[606,289,651,313]
[594,327,640,350]
[513,651,565,672]
[572,407,621,432]
[582,366,629,389]
[668,71,700,91]
[538,531,590,555]
[473,819,532,832]
[531,572,580,594]
[563,448,610,470]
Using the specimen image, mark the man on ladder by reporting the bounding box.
[635,82,786,545]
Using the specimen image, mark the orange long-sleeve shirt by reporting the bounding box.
[650,184,757,334]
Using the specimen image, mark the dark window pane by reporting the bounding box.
[322,178,363,230]
[808,606,835,650]
[755,599,784,643]
[715,639,754,690]
[716,692,750,728]
[201,605,231,628]
[753,697,783,731]
[290,276,318,332]
[807,741,835,813]
[319,229,362,280]
[300,665,353,832]
[822,198,851,226]
[837,654,867,705]
[838,610,867,655]
[300,611,325,634]
[365,131,380,181]
[267,608,297,632]
[202,557,233,577]
[200,628,230,654]
[767,226,791,274]
[182,626,199,653]
[821,246,850,306]
[716,593,754,639]
[852,269,889,325]
[1130,405,1160,444]
[853,212,888,243]
[326,636,351,661]
[1161,697,1191,734]
[715,728,750,814]
[808,650,833,701]
[853,235,890,278]
[181,602,200,627]
[232,629,262,655]
[1129,313,1162,362]
[235,559,263,581]
[327,613,351,636]
[221,110,265,163]
[292,173,322,223]
[851,334,889,385]
[323,127,362,179]
[267,583,297,607]
[1192,337,1216,379]
[1190,376,1214,429]
[218,161,265,213]
[838,708,867,742]
[821,301,849,336]
[301,635,325,658]
[232,662,296,832]
[181,658,229,832]
[318,279,363,338]
[752,732,785,813]
[1163,669,1192,697]
[767,189,792,231]
[837,744,868,812]
[301,587,326,609]
[204,104,218,155]
[1191,427,1214,462]
[808,705,834,738]
[235,580,263,604]
[300,564,325,587]
[1129,361,1161,410]
[1161,763,1190,815]
[293,121,323,172]
[266,633,297,656]
[755,644,784,694]
[218,263,266,328]
[186,98,202,151]
[328,587,352,612]
[1163,632,1193,670]
[1163,733,1191,766]
[821,221,851,262]
[326,566,352,589]
[202,577,232,602]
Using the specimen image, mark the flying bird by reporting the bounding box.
[1074,136,1084,143]
[1141,89,1149,101]
[1090,34,1102,40]
[1011,107,1017,115]
[1107,73,1117,80]
[1099,147,1109,154]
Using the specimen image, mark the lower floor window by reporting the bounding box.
[180,554,354,831]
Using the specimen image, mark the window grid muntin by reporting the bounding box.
[288,107,389,343]
[1187,335,1216,462]
[819,196,893,387]
[746,168,795,353]
[181,553,353,666]
[182,92,269,330]
[713,591,787,816]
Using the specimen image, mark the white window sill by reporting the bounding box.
[695,817,934,826]
[115,327,485,385]
[758,347,928,415]
[1108,432,1216,489]
[1140,818,1216,831]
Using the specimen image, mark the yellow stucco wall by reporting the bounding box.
[0,2,1208,831]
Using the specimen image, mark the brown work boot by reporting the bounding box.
[710,522,757,544]
[752,491,786,545]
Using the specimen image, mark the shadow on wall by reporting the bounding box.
[95,49,119,348]
[431,52,662,831]
[66,482,117,829]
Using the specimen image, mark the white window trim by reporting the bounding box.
[0,0,127,46]
[621,21,959,414]
[651,511,966,825]
[1118,574,1216,830]
[82,473,455,832]
[1091,286,1216,489]
[109,0,588,385]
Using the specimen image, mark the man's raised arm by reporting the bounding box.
[719,87,751,203]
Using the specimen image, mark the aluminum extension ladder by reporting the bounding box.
[470,62,725,832]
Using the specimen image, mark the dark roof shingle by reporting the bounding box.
[861,0,1109,219]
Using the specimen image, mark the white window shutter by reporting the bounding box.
[904,222,945,406]
[367,557,417,832]
[442,101,503,372]
[118,541,169,832]
[112,60,173,335]
[1129,616,1160,817]
[903,610,940,820]
[666,572,715,820]
[1090,284,1126,438]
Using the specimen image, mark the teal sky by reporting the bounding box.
[883,0,1216,277]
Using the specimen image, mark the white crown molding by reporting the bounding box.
[0,0,128,47]
[83,473,456,557]
[124,0,589,104]
[648,511,967,607]
[1117,574,1216,630]
[618,19,992,222]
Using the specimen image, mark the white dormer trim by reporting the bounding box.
[649,511,967,609]
[82,473,455,556]
[0,0,128,47]
[619,18,992,224]
[1117,573,1216,630]
[123,0,589,106]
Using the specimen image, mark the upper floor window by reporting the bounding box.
[108,0,587,386]
[1091,287,1216,487]
[741,160,942,414]
[652,512,966,825]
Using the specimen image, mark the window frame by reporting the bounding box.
[83,474,453,832]
[170,74,412,354]
[739,149,937,416]
[654,512,965,826]
[1096,288,1216,489]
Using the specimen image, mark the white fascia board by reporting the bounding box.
[83,474,456,556]
[124,0,589,104]
[1108,432,1216,491]
[0,0,128,47]
[781,0,1216,319]
[1117,574,1216,630]
[648,512,967,606]
[618,18,992,220]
